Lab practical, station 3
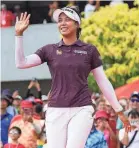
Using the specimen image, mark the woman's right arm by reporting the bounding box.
[15,36,41,69]
[15,12,42,69]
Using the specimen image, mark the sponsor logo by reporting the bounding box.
[74,50,87,55]
[56,49,62,55]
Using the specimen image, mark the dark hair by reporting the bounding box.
[66,6,82,39]
[35,104,43,114]
[9,126,22,135]
[128,109,139,118]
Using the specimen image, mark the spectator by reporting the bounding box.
[2,89,17,116]
[9,100,44,148]
[33,102,43,120]
[41,95,49,113]
[96,98,106,111]
[125,91,139,115]
[12,95,22,114]
[13,5,22,23]
[0,95,13,146]
[26,79,42,100]
[67,0,77,7]
[48,1,59,22]
[105,100,118,148]
[110,0,124,6]
[0,3,15,27]
[84,0,100,18]
[119,98,129,112]
[85,110,108,148]
[0,141,3,148]
[32,101,45,148]
[119,109,139,148]
[12,89,20,99]
[96,110,117,147]
[116,92,139,131]
[4,126,25,148]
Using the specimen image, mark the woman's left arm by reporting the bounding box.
[92,66,131,130]
[92,66,123,112]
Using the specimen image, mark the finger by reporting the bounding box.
[25,14,31,24]
[25,14,31,21]
[23,12,27,21]
[20,13,24,21]
[16,16,19,22]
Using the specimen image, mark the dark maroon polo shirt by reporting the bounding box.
[35,40,102,107]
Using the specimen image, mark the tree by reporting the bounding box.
[81,4,139,92]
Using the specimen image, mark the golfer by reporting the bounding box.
[15,6,130,148]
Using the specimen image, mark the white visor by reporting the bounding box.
[53,7,81,25]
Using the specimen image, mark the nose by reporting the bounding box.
[60,20,67,26]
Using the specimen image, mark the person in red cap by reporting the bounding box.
[95,110,117,148]
[9,100,44,148]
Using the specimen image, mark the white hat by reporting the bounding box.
[53,7,81,25]
[15,95,22,100]
[42,95,48,101]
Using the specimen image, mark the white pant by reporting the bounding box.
[46,106,94,148]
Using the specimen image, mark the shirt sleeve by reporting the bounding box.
[35,45,50,64]
[91,46,102,70]
[119,128,125,141]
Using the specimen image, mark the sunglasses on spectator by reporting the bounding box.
[9,130,19,135]
[131,98,139,103]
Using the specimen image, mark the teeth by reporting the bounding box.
[61,28,68,31]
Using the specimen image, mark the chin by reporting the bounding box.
[61,32,70,37]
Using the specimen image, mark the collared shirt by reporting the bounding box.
[35,40,102,107]
[85,128,108,148]
[1,112,13,145]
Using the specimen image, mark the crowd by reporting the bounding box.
[1,79,139,148]
[0,0,129,27]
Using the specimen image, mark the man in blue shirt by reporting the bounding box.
[0,95,13,145]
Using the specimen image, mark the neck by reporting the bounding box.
[0,109,7,115]
[63,35,77,45]
[11,139,18,144]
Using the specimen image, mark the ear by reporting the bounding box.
[75,21,79,28]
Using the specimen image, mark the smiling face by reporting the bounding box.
[57,13,78,38]
[9,129,21,141]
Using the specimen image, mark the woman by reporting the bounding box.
[15,6,130,148]
[119,110,139,148]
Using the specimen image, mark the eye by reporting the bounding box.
[65,17,72,22]
[58,18,62,23]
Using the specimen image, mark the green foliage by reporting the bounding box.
[81,4,139,92]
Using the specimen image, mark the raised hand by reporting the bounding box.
[118,112,131,132]
[15,12,31,36]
